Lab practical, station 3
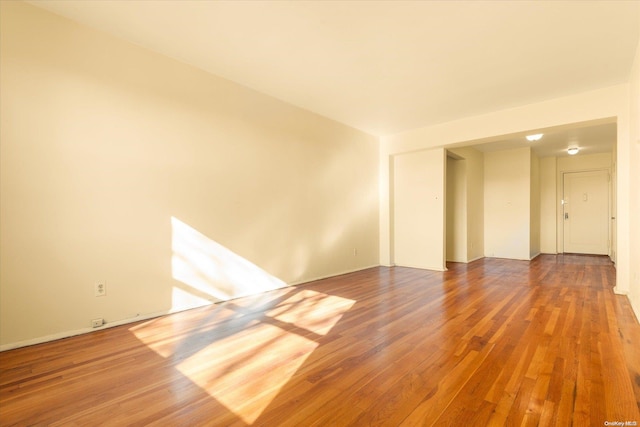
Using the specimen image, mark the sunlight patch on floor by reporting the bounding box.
[135,288,356,424]
[266,289,356,336]
[175,322,316,424]
[129,218,361,423]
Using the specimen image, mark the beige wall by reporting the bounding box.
[530,153,541,258]
[612,142,618,263]
[627,31,640,319]
[0,2,379,348]
[446,155,467,262]
[465,149,485,262]
[539,157,557,253]
[484,147,531,260]
[557,152,613,171]
[393,149,445,270]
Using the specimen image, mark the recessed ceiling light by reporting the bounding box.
[567,147,579,155]
[526,133,544,142]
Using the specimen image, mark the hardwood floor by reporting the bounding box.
[1,255,639,426]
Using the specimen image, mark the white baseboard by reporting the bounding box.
[288,264,380,286]
[613,286,628,296]
[0,304,212,352]
[484,255,531,261]
[392,263,447,272]
[1,264,381,352]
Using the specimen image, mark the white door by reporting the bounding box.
[393,149,446,270]
[562,170,609,255]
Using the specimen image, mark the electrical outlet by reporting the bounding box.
[95,281,106,297]
[353,248,358,256]
[91,318,104,328]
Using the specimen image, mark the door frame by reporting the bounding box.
[557,167,611,255]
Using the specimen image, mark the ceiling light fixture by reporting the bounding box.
[526,133,543,142]
[567,146,579,155]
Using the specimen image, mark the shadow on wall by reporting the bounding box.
[171,216,287,311]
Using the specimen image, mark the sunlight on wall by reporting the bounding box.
[171,217,286,308]
[131,288,355,424]
[170,285,210,313]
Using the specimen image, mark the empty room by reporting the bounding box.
[1,1,639,425]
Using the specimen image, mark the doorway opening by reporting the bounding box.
[446,153,467,263]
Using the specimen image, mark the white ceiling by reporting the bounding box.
[470,122,616,158]
[29,1,639,140]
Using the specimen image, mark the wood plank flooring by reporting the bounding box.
[1,255,639,426]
